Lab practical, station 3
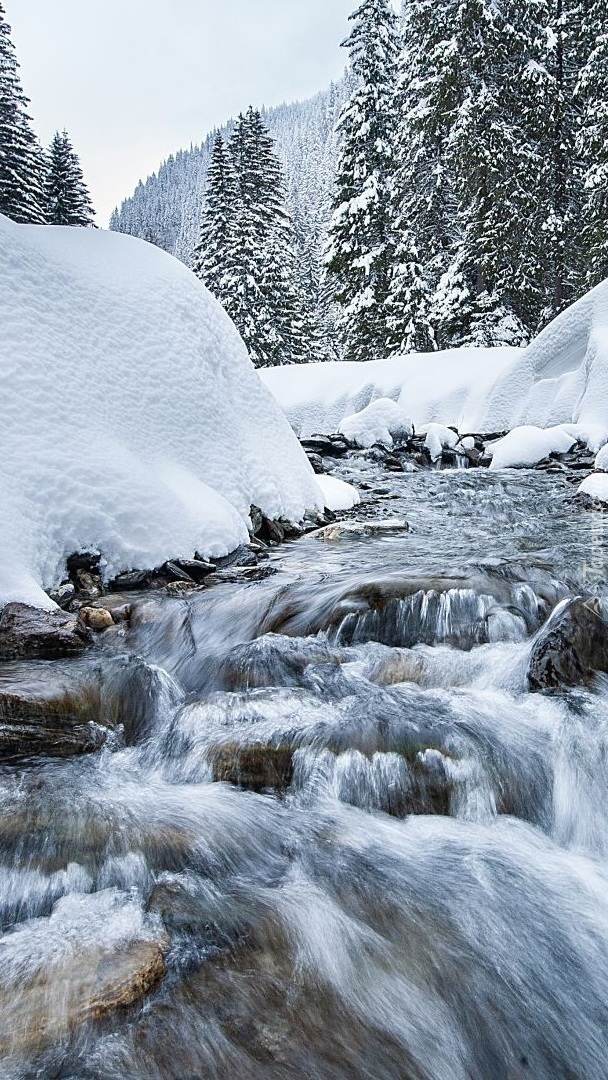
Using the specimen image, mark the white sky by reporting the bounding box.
[7,0,359,225]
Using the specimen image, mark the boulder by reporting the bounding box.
[0,661,106,758]
[78,606,114,631]
[210,742,294,793]
[528,597,608,692]
[0,934,167,1059]
[0,603,91,661]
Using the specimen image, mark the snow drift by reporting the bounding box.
[0,215,323,608]
[262,278,608,450]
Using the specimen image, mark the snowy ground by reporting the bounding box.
[262,278,608,465]
[0,216,325,608]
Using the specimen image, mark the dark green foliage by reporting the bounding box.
[44,130,94,226]
[193,111,309,367]
[0,1,45,224]
[325,0,401,361]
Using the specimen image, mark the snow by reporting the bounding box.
[315,474,361,512]
[595,444,608,472]
[261,346,519,438]
[0,215,322,608]
[262,277,608,455]
[488,426,576,471]
[578,473,608,503]
[338,397,412,448]
[419,423,459,462]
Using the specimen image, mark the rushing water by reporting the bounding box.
[3,463,608,1079]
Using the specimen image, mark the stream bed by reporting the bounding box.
[2,461,608,1079]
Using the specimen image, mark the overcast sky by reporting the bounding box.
[7,0,359,225]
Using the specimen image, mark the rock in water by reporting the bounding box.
[0,603,90,661]
[528,597,608,692]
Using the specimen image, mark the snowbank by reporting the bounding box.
[261,346,519,438]
[0,215,322,607]
[262,278,608,448]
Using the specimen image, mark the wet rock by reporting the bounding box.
[66,551,101,575]
[75,569,103,599]
[163,560,196,584]
[0,934,167,1059]
[306,452,325,474]
[301,434,351,457]
[259,517,285,545]
[528,596,608,692]
[0,603,91,661]
[110,569,150,590]
[204,565,277,587]
[174,558,215,581]
[47,582,76,609]
[0,661,107,758]
[78,606,114,631]
[210,742,295,793]
[249,504,263,536]
[212,545,258,570]
[312,519,409,541]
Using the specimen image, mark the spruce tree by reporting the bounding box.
[44,129,94,226]
[325,0,401,361]
[575,15,608,288]
[0,1,45,223]
[192,132,239,304]
[194,110,308,367]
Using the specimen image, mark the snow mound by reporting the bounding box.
[578,473,608,502]
[338,398,413,448]
[262,278,608,446]
[488,426,576,471]
[0,215,322,608]
[595,444,608,472]
[419,423,459,462]
[315,474,360,512]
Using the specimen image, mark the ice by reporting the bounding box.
[0,215,322,607]
[488,426,576,471]
[262,278,608,448]
[315,474,361,512]
[338,398,413,448]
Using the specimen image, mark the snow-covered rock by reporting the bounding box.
[577,474,608,503]
[0,215,322,608]
[419,423,459,462]
[488,426,576,471]
[595,444,608,472]
[315,474,360,512]
[262,277,608,448]
[338,398,413,448]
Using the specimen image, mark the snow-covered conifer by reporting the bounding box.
[44,130,94,226]
[575,15,608,287]
[0,1,45,223]
[325,0,401,361]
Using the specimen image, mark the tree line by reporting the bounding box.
[197,0,608,365]
[0,2,93,226]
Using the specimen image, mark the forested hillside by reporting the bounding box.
[109,79,351,272]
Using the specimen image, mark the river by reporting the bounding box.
[2,460,608,1079]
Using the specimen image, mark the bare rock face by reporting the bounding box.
[528,597,608,692]
[0,603,91,661]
